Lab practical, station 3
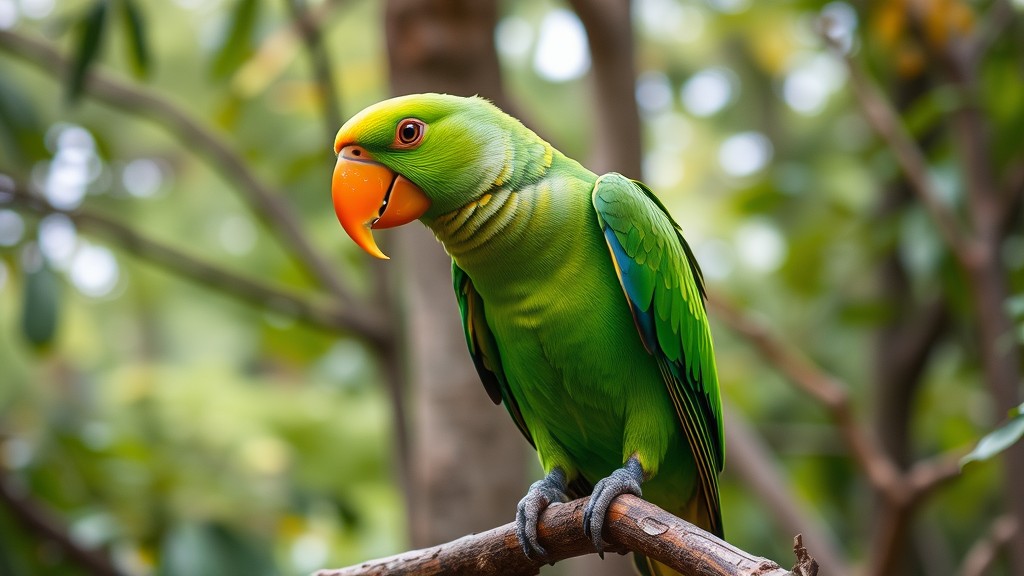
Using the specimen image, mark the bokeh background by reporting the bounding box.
[1,0,1023,575]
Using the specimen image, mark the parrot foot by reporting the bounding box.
[582,456,644,556]
[515,467,569,558]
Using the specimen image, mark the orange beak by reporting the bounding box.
[332,145,431,259]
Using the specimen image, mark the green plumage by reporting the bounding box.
[337,94,724,574]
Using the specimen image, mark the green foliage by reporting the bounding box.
[210,0,261,80]
[119,0,150,79]
[961,403,1024,468]
[0,0,1021,574]
[0,77,47,163]
[67,0,109,104]
[19,255,60,349]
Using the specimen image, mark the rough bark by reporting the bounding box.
[316,495,814,576]
[383,0,528,548]
[567,0,643,178]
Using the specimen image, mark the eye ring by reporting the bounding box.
[395,118,426,149]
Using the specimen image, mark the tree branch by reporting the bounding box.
[709,295,968,576]
[960,515,1019,576]
[0,476,125,576]
[819,26,981,269]
[567,0,643,178]
[317,495,812,576]
[2,180,390,348]
[0,28,362,312]
[283,0,345,142]
[723,409,849,576]
[709,297,903,498]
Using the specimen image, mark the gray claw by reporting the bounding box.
[515,468,568,559]
[582,456,644,553]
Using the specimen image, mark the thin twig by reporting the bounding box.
[820,27,980,269]
[283,0,345,142]
[709,297,903,499]
[960,515,1019,576]
[3,182,389,348]
[723,409,849,576]
[0,28,363,313]
[317,495,800,576]
[710,295,967,576]
[0,476,125,576]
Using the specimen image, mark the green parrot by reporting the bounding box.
[331,93,723,575]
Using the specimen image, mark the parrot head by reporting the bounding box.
[331,93,509,259]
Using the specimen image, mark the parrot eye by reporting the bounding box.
[395,119,426,149]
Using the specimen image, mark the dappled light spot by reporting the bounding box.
[0,0,16,29]
[782,53,846,115]
[643,149,685,190]
[70,243,120,298]
[2,437,33,469]
[80,421,113,451]
[707,0,750,15]
[39,213,78,270]
[820,2,858,54]
[634,0,704,42]
[291,533,329,574]
[694,238,734,281]
[122,158,165,198]
[772,163,811,196]
[735,220,787,273]
[718,132,772,178]
[71,512,118,549]
[636,71,674,115]
[495,16,533,63]
[40,124,103,210]
[240,435,291,475]
[533,9,590,82]
[172,0,205,10]
[317,339,370,387]
[18,0,52,19]
[682,68,736,117]
[219,214,258,256]
[0,208,24,246]
[649,111,693,152]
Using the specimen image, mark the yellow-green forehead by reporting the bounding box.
[334,93,482,149]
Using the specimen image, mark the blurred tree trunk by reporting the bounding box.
[383,0,528,548]
[568,0,642,179]
[870,73,949,576]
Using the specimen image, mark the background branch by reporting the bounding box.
[723,409,848,576]
[567,0,642,178]
[283,0,345,142]
[316,495,811,576]
[0,476,124,576]
[710,295,966,576]
[960,515,1019,576]
[0,28,359,310]
[821,29,979,269]
[2,180,390,348]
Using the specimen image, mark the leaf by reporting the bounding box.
[119,0,150,79]
[21,258,61,349]
[0,76,48,164]
[158,522,277,576]
[209,0,260,80]
[960,403,1024,469]
[66,0,109,104]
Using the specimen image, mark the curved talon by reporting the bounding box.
[515,468,568,559]
[582,456,644,554]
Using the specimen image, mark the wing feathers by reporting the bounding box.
[592,173,724,536]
